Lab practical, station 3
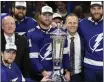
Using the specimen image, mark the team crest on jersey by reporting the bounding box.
[89,33,103,53]
[39,43,52,61]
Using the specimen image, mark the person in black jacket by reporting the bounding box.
[1,15,31,78]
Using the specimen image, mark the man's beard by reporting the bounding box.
[91,14,102,22]
[40,20,52,27]
[4,59,12,64]
[14,14,25,20]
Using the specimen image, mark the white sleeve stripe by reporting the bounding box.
[11,77,18,81]
[63,47,69,54]
[84,57,103,66]
[21,75,25,81]
[29,39,32,47]
[16,32,26,35]
[29,52,39,58]
[32,18,37,22]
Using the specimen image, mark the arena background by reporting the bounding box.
[1,1,91,18]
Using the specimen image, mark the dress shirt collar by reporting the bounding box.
[4,33,15,43]
[67,32,79,39]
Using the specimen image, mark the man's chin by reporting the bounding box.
[94,18,101,22]
[92,17,102,22]
[43,23,51,27]
[7,61,13,64]
[4,60,13,64]
[92,15,102,22]
[18,17,24,20]
[15,15,24,20]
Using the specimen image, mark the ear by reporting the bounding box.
[1,52,3,57]
[1,20,3,29]
[38,13,41,20]
[12,7,15,13]
[1,20,4,30]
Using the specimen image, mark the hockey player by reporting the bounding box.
[1,2,37,36]
[27,5,70,81]
[12,1,37,35]
[1,43,33,82]
[51,13,63,29]
[79,2,103,82]
[1,43,51,82]
[52,13,63,24]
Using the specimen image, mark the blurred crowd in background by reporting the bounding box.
[1,1,91,22]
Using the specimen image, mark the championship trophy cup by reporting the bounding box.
[49,24,67,82]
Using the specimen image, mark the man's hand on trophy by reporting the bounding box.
[42,70,51,77]
[41,76,52,82]
[51,22,57,28]
[64,71,71,82]
[62,23,67,30]
[51,22,63,28]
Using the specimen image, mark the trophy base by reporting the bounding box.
[49,71,66,82]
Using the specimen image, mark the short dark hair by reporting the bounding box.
[55,1,68,5]
[65,13,78,23]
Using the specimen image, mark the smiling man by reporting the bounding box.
[12,1,37,35]
[65,13,85,82]
[1,43,50,82]
[1,15,31,78]
[27,5,70,81]
[79,1,103,82]
[1,43,26,82]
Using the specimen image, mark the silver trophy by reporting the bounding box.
[49,24,67,82]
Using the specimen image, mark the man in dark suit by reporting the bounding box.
[1,15,31,78]
[64,13,85,82]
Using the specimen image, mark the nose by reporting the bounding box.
[71,23,75,26]
[19,8,23,12]
[8,23,13,28]
[95,10,98,13]
[95,8,100,14]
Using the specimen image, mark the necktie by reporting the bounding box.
[8,37,12,43]
[70,37,75,75]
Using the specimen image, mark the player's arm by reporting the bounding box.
[62,39,71,81]
[27,33,45,74]
[62,39,70,70]
[1,68,9,82]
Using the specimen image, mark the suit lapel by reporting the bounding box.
[80,37,85,62]
[15,33,19,49]
[1,33,6,51]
